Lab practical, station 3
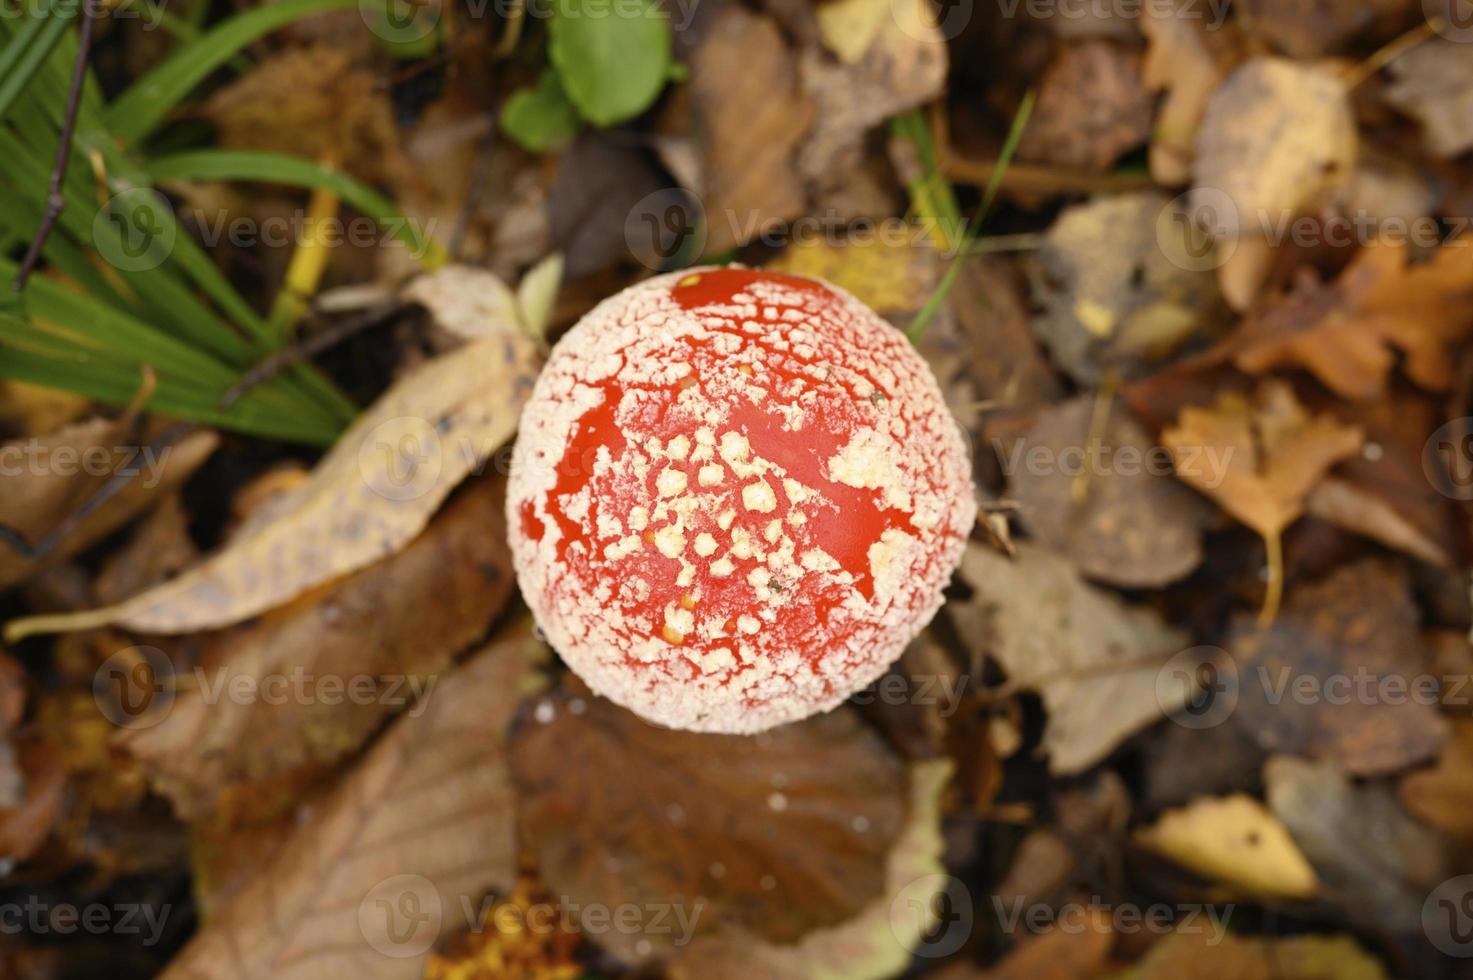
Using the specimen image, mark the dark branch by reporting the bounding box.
[13,0,98,293]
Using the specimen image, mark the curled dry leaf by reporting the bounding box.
[117,474,516,819]
[1192,58,1356,308]
[1029,192,1226,385]
[1226,560,1449,777]
[667,760,951,980]
[509,680,908,962]
[1265,755,1447,934]
[1161,379,1363,623]
[5,328,540,640]
[0,420,218,592]
[403,265,522,342]
[1015,41,1154,174]
[950,543,1191,775]
[1127,929,1388,979]
[1004,395,1208,588]
[1134,793,1319,900]
[1232,239,1473,400]
[158,631,546,980]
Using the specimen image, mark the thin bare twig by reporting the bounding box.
[13,0,98,292]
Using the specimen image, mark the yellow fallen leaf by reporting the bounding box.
[814,0,890,65]
[5,329,540,639]
[1162,380,1362,624]
[767,240,939,319]
[1135,793,1319,900]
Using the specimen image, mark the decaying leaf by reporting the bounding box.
[1192,58,1356,308]
[1226,559,1449,776]
[1384,39,1473,159]
[796,0,946,196]
[932,905,1113,979]
[1029,192,1226,385]
[1399,718,1473,840]
[1232,239,1473,399]
[667,760,951,980]
[1005,396,1208,588]
[950,543,1191,775]
[1265,755,1447,934]
[1161,379,1363,623]
[157,631,545,979]
[1134,793,1319,899]
[117,475,516,819]
[767,239,940,320]
[1141,1,1223,184]
[509,680,907,962]
[1126,929,1388,979]
[204,45,406,185]
[5,328,540,639]
[0,420,218,592]
[403,265,522,341]
[687,5,814,255]
[1015,41,1153,174]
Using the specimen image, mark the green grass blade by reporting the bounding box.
[103,0,366,145]
[907,91,1035,343]
[0,0,73,122]
[146,149,446,267]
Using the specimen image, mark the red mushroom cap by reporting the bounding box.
[508,267,976,732]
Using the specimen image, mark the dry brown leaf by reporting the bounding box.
[1399,719,1473,839]
[928,906,1113,980]
[1126,928,1388,979]
[0,421,217,592]
[1384,39,1473,158]
[1162,380,1362,623]
[796,0,946,196]
[6,329,540,640]
[158,631,545,979]
[204,45,406,184]
[1234,0,1406,57]
[666,760,951,980]
[509,680,908,962]
[1141,1,1224,184]
[117,474,515,819]
[1134,793,1319,900]
[1016,41,1153,173]
[686,5,814,256]
[1028,192,1227,385]
[950,543,1191,775]
[1226,559,1449,777]
[1265,755,1447,934]
[1192,58,1356,308]
[1233,240,1473,399]
[1006,396,1208,588]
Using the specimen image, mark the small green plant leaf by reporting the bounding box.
[500,69,581,153]
[547,0,672,127]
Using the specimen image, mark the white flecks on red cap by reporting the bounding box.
[508,266,977,733]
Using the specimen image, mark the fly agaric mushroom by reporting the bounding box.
[508,267,975,732]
